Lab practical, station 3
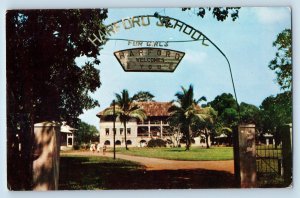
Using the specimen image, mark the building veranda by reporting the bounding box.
[97,101,211,147]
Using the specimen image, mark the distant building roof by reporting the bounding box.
[61,121,77,133]
[138,102,173,116]
[97,101,173,118]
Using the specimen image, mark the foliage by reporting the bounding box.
[206,93,237,114]
[205,93,261,145]
[103,89,147,150]
[240,102,260,124]
[75,120,99,144]
[132,91,155,102]
[6,9,108,190]
[182,7,240,21]
[206,93,238,135]
[168,85,207,150]
[269,29,292,91]
[7,9,108,125]
[147,139,167,148]
[73,144,80,150]
[165,126,182,147]
[192,106,218,148]
[259,91,292,135]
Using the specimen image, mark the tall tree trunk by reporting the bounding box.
[124,122,128,150]
[186,126,192,151]
[205,128,210,149]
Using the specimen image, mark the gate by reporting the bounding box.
[256,141,283,187]
[255,124,292,187]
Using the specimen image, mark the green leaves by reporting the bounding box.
[75,120,99,144]
[7,9,108,125]
[169,85,214,150]
[132,91,155,102]
[259,91,292,134]
[182,7,240,21]
[104,89,147,123]
[269,29,292,91]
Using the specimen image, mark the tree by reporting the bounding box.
[75,121,99,145]
[192,106,218,148]
[260,91,292,145]
[6,9,108,190]
[240,102,260,125]
[103,90,147,150]
[206,93,238,129]
[269,29,292,91]
[132,91,155,102]
[168,85,207,150]
[182,7,240,21]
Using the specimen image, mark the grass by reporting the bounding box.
[59,155,144,190]
[112,146,234,161]
[59,155,238,189]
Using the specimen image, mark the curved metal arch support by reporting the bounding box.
[104,14,241,118]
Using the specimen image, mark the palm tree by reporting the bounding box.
[103,89,147,150]
[168,85,206,151]
[198,106,218,148]
[132,91,155,102]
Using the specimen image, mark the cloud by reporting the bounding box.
[184,50,207,64]
[254,7,290,25]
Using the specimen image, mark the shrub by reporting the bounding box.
[147,138,166,148]
[73,144,80,150]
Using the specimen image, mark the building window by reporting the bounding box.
[127,128,131,135]
[105,128,109,135]
[120,128,123,135]
[126,140,132,145]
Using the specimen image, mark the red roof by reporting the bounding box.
[97,101,173,117]
[137,102,172,116]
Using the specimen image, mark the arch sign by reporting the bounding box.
[114,48,185,72]
[87,15,212,72]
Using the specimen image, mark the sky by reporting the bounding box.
[78,7,291,128]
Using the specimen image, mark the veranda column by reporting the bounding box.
[148,120,151,137]
[160,120,163,138]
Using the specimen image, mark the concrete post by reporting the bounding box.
[32,122,60,190]
[280,124,292,187]
[238,124,257,188]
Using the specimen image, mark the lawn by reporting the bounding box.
[59,155,144,190]
[113,146,233,161]
[59,154,238,189]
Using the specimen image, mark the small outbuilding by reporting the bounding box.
[60,121,76,150]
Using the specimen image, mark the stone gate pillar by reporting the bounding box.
[238,124,257,188]
[32,122,60,190]
[280,124,292,186]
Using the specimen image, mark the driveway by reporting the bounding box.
[62,150,234,174]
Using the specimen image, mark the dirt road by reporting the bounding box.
[63,151,234,174]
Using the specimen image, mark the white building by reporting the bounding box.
[97,102,210,147]
[60,121,76,150]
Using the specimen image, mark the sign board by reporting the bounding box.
[114,48,185,72]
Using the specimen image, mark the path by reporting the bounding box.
[62,150,234,174]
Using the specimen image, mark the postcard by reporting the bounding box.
[6,7,292,190]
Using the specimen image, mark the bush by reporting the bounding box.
[73,144,80,150]
[147,138,166,148]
